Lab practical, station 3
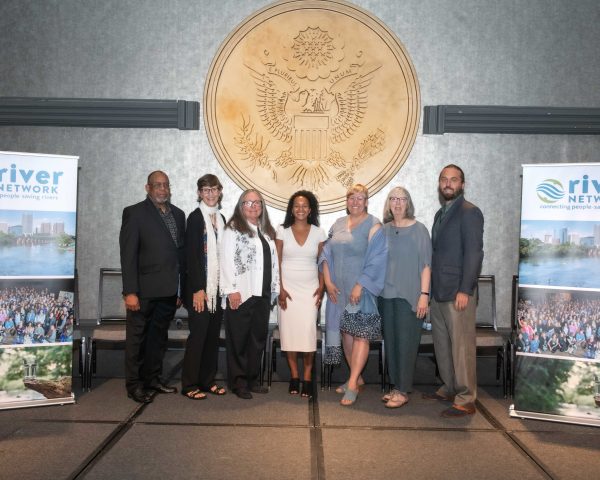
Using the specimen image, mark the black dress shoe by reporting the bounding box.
[147,383,177,394]
[128,387,153,404]
[234,388,253,399]
[250,385,269,394]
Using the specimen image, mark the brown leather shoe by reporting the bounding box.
[441,404,476,417]
[422,392,454,403]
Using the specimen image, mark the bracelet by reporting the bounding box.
[421,292,429,296]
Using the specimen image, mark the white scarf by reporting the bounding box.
[199,202,224,312]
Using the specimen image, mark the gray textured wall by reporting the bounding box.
[1,0,599,325]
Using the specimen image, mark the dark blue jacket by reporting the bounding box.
[431,196,484,302]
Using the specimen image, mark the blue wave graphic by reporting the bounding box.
[536,180,564,203]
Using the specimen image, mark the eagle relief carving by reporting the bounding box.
[236,27,384,191]
[205,1,419,212]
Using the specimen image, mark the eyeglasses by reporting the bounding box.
[242,200,262,208]
[347,195,366,202]
[200,186,221,195]
[389,197,408,203]
[150,182,170,190]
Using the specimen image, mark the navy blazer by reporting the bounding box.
[119,197,186,299]
[431,196,484,303]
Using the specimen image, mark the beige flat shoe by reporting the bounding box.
[385,392,409,409]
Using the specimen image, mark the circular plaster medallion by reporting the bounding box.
[204,0,420,212]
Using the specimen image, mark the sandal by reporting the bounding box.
[207,384,227,396]
[301,380,313,398]
[289,378,300,395]
[183,389,207,400]
[335,381,365,394]
[335,381,348,394]
[340,387,358,406]
[381,392,392,403]
[385,392,409,409]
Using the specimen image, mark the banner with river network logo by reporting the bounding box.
[511,163,600,427]
[0,151,78,409]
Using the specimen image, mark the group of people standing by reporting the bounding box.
[120,164,484,418]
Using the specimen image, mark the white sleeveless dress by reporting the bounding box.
[276,224,327,352]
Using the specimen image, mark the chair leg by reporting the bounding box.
[271,340,277,375]
[78,337,85,385]
[320,329,326,390]
[510,342,516,398]
[267,338,276,387]
[320,356,325,390]
[503,343,508,399]
[383,360,389,394]
[88,337,97,390]
[496,349,501,383]
[259,349,265,386]
[380,340,386,392]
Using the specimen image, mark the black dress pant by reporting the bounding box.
[125,295,177,393]
[181,304,223,393]
[224,296,270,391]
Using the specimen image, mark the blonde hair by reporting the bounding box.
[346,184,369,199]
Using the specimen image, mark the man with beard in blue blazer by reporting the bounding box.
[424,164,484,417]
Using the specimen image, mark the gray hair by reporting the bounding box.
[383,186,415,223]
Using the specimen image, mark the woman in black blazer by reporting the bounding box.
[181,174,227,399]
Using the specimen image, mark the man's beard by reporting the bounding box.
[439,186,463,201]
[151,194,170,204]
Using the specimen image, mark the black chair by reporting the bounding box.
[473,274,509,398]
[414,274,509,397]
[261,308,279,387]
[507,275,519,397]
[265,300,319,388]
[72,268,88,389]
[319,297,386,392]
[85,268,189,390]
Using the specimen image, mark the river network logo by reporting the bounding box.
[536,179,565,203]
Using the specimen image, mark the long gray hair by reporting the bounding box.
[383,186,415,223]
[226,189,276,238]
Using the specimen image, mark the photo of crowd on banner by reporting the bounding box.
[517,288,600,360]
[0,284,74,346]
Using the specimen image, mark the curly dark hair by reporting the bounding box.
[282,190,320,228]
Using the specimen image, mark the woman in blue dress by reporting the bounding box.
[320,184,387,406]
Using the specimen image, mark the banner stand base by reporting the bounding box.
[509,404,600,428]
[0,394,75,411]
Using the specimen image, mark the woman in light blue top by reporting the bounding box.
[379,186,431,408]
[320,184,387,406]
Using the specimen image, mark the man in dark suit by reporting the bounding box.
[120,170,185,403]
[425,164,484,417]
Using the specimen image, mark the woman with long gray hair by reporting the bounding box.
[379,186,431,408]
[220,189,279,399]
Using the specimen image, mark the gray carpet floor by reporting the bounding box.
[1,352,599,480]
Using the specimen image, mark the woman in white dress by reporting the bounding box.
[276,191,327,398]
